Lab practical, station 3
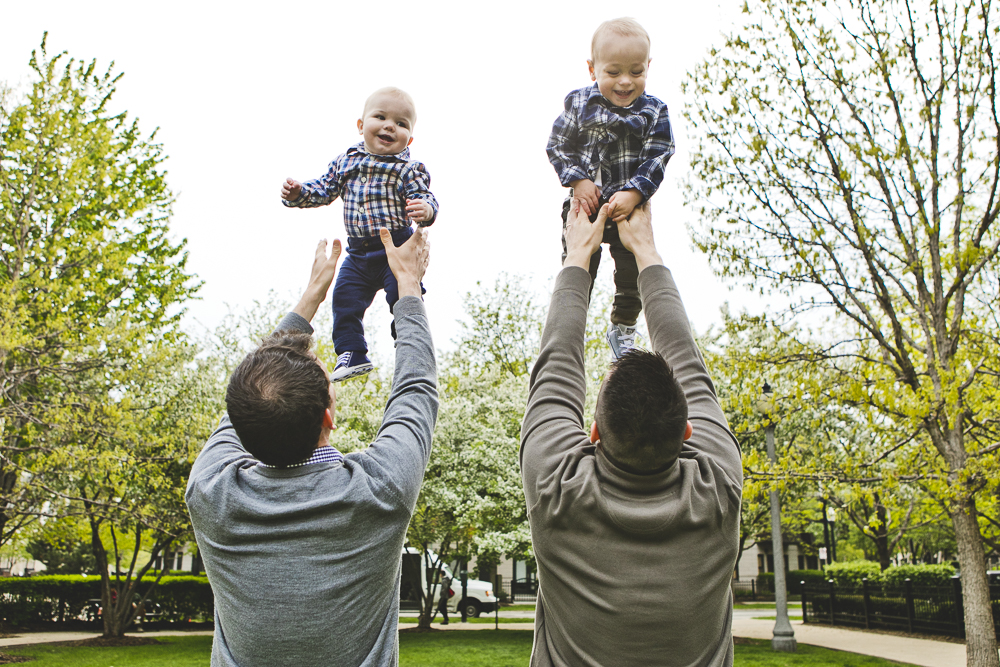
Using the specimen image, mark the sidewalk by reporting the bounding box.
[0,629,215,648]
[733,618,965,667]
[0,621,967,667]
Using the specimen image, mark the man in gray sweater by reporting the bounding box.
[186,229,437,667]
[521,199,742,666]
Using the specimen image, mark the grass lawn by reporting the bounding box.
[399,616,533,624]
[501,605,536,612]
[0,633,919,667]
[3,635,211,666]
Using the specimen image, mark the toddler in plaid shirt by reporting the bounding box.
[546,18,675,360]
[281,87,438,382]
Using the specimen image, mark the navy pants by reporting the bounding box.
[560,198,641,326]
[332,227,423,354]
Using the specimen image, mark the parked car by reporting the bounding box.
[400,547,496,617]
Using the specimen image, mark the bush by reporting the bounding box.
[0,575,212,626]
[823,561,881,587]
[881,563,956,588]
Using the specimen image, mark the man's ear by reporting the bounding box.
[684,421,693,441]
[590,421,600,443]
[323,408,335,431]
[587,59,596,81]
[357,119,364,134]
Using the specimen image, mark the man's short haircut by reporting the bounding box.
[225,332,331,467]
[596,350,688,472]
[363,86,417,126]
[591,17,651,62]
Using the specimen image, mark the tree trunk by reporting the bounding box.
[874,496,891,571]
[951,498,999,667]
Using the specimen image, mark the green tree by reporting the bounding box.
[685,0,1000,661]
[1,37,202,636]
[28,337,221,636]
[0,35,197,548]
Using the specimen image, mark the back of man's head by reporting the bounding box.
[225,332,331,467]
[596,350,688,473]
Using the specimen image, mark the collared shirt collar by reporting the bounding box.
[259,444,344,470]
[346,142,411,162]
[584,82,648,114]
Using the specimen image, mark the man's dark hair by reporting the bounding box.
[225,332,331,467]
[595,350,688,473]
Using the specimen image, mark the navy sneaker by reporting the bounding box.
[330,351,374,382]
[606,323,638,361]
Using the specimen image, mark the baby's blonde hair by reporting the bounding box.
[591,17,651,62]
[363,87,417,125]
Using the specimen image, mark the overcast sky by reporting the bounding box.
[2,0,757,358]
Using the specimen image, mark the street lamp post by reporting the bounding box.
[758,382,797,653]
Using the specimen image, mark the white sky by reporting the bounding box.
[2,0,758,357]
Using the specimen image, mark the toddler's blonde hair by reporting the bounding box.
[363,87,417,125]
[591,18,651,62]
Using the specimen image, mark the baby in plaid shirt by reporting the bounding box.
[281,87,438,382]
[546,18,675,360]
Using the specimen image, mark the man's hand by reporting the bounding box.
[381,227,429,298]
[607,189,642,223]
[615,203,663,272]
[281,178,303,201]
[568,178,600,216]
[563,197,606,269]
[292,239,343,322]
[406,198,434,225]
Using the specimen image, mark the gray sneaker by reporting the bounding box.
[606,323,638,360]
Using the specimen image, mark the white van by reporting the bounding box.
[400,546,497,617]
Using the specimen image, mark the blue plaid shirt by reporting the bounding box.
[283,143,438,238]
[546,84,675,201]
[259,444,344,469]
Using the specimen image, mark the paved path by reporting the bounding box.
[0,621,969,666]
[0,629,215,648]
[733,618,964,667]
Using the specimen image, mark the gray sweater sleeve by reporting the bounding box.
[638,265,742,489]
[520,267,593,510]
[353,295,439,510]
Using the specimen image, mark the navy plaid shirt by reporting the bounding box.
[546,84,675,201]
[283,143,438,238]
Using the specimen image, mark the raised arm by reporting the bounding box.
[356,228,438,509]
[281,156,345,209]
[519,200,606,505]
[616,205,741,484]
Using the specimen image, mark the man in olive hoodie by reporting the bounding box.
[521,199,742,666]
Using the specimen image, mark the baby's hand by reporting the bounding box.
[608,189,642,222]
[406,199,434,225]
[281,178,303,201]
[569,178,600,216]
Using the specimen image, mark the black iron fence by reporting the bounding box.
[732,578,768,601]
[801,577,1000,639]
[496,576,537,603]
